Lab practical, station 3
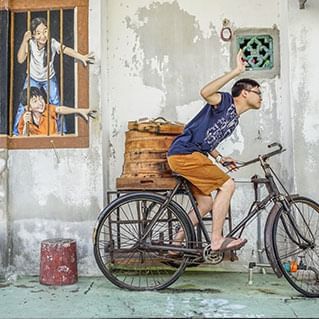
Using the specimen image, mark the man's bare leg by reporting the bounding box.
[173,179,245,251]
[172,194,213,245]
[210,178,244,251]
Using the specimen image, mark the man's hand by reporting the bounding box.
[220,156,238,171]
[235,49,246,74]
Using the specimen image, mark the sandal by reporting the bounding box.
[211,237,247,254]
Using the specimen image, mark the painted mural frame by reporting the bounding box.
[0,0,89,149]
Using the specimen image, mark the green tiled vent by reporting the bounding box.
[237,35,273,70]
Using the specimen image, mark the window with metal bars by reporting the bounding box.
[0,0,91,149]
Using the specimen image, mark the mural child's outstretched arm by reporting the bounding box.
[62,46,95,67]
[56,106,97,121]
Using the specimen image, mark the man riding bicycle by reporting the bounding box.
[167,50,262,254]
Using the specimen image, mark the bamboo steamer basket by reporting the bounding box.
[116,117,184,190]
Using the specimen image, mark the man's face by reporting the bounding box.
[245,86,262,109]
[29,95,46,113]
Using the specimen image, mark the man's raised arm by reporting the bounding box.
[200,50,246,106]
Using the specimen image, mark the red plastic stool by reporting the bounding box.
[40,238,78,285]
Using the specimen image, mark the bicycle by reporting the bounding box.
[93,142,319,297]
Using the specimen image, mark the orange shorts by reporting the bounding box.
[167,152,230,196]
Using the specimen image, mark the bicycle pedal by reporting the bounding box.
[203,245,224,264]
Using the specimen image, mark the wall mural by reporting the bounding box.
[13,11,95,137]
[0,1,95,148]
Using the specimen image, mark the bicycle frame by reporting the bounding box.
[139,159,280,255]
[171,158,283,247]
[228,157,281,238]
[94,142,319,295]
[140,143,314,260]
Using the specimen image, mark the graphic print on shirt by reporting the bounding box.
[204,105,238,151]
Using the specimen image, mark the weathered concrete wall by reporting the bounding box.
[106,0,286,186]
[288,0,319,199]
[5,0,104,276]
[0,149,8,278]
[106,0,289,268]
[3,0,319,276]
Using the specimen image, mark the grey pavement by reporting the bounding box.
[0,268,318,318]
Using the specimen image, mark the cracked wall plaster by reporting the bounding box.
[107,0,282,187]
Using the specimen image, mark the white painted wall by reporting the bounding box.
[105,0,286,270]
[2,0,319,276]
[0,150,8,277]
[106,0,287,186]
[104,0,318,271]
[5,0,104,276]
[287,0,319,199]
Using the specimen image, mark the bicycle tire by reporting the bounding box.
[272,196,319,297]
[93,192,193,290]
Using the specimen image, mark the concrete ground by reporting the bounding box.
[0,268,318,318]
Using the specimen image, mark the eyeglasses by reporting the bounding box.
[247,89,262,97]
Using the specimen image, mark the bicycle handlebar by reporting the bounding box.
[223,142,286,171]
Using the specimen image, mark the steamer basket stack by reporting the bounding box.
[116,117,184,190]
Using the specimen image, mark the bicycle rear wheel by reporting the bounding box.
[272,196,319,297]
[93,192,193,290]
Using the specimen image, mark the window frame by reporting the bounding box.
[0,0,89,149]
[230,27,280,79]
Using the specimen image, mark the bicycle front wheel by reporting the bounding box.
[272,196,319,297]
[93,192,193,290]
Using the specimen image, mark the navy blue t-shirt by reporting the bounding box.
[167,92,239,156]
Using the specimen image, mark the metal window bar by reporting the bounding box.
[26,11,31,136]
[60,9,65,136]
[9,12,14,137]
[46,10,51,136]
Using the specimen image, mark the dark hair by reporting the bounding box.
[231,78,260,97]
[31,17,47,34]
[31,17,51,68]
[20,87,47,106]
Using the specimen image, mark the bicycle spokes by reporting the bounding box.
[94,193,192,290]
[273,197,319,297]
[280,209,314,249]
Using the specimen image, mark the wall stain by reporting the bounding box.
[126,1,221,119]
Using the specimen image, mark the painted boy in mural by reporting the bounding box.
[18,87,96,136]
[167,50,262,255]
[13,16,95,135]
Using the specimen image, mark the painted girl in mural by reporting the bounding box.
[13,17,95,135]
